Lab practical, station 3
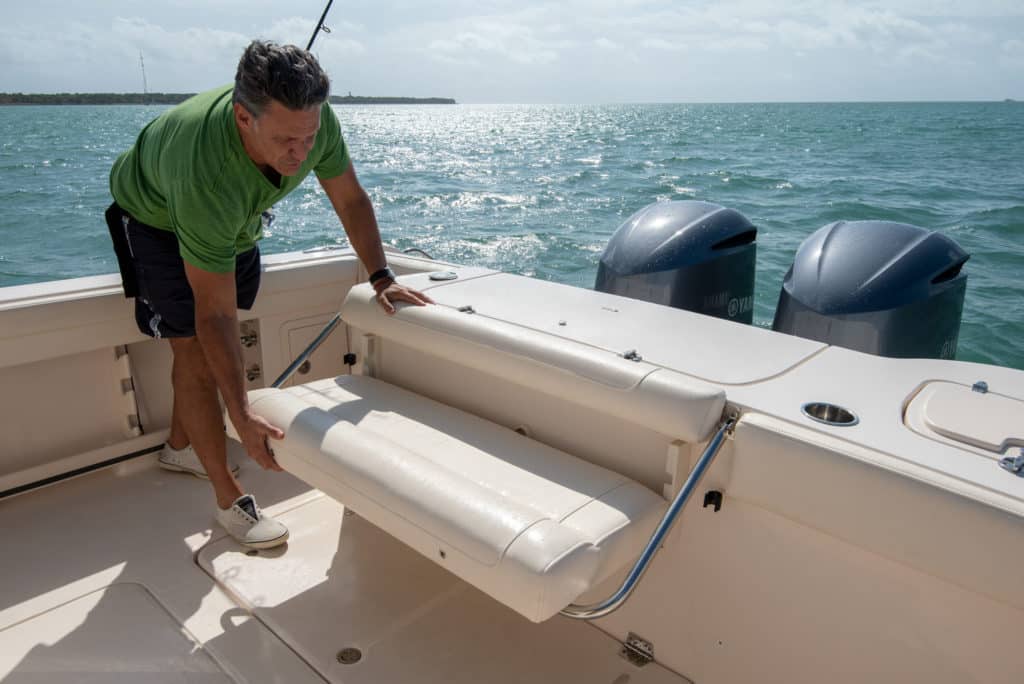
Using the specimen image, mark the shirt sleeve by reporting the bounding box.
[314,102,351,180]
[167,180,247,273]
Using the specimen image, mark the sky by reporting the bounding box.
[1,1,1022,103]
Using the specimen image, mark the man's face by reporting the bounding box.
[235,99,321,177]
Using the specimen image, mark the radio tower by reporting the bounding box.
[139,51,149,103]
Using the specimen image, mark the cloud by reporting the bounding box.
[423,18,564,65]
[262,16,318,45]
[263,16,367,56]
[640,37,683,52]
[0,1,1021,101]
[853,0,1024,17]
[576,2,975,57]
[112,17,249,64]
[1004,38,1024,53]
[1001,38,1024,67]
[0,14,369,93]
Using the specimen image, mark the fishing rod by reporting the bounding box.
[306,0,335,50]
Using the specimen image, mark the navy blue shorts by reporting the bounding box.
[105,202,261,339]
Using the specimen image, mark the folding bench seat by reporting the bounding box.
[240,375,674,622]
[231,280,727,621]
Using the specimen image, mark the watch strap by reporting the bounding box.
[369,267,395,285]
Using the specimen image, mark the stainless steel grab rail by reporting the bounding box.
[560,415,736,620]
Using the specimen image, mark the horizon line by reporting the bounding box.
[0,91,1019,106]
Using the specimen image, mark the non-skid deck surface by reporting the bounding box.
[0,446,327,684]
[199,495,691,684]
[2,448,690,683]
[0,583,232,683]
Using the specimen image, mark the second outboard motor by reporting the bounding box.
[595,200,757,323]
[772,220,969,359]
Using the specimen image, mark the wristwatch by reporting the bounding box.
[369,266,396,287]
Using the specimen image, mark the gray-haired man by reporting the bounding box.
[107,40,432,548]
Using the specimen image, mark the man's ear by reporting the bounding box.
[233,102,255,131]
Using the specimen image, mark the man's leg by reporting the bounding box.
[168,336,243,510]
[119,215,285,545]
[165,398,189,451]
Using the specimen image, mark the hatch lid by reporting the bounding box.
[908,381,1024,454]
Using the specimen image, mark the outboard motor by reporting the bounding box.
[772,220,969,359]
[595,201,757,323]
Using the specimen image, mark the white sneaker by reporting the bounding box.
[216,494,289,549]
[158,443,239,479]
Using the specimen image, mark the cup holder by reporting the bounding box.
[801,402,859,427]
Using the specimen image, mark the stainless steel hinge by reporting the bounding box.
[246,364,262,382]
[240,320,259,348]
[620,632,654,667]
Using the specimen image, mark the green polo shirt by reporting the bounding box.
[110,85,350,272]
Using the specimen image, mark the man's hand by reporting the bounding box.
[375,280,435,315]
[234,410,286,471]
[318,168,436,315]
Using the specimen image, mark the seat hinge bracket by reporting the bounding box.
[620,632,654,667]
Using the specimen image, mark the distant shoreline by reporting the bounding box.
[331,95,455,105]
[0,93,456,106]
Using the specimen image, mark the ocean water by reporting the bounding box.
[0,102,1022,369]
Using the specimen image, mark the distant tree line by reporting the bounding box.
[0,93,193,105]
[329,95,456,105]
[0,93,456,105]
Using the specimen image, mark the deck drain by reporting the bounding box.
[337,648,362,665]
[245,549,259,557]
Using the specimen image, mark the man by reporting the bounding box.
[107,40,432,549]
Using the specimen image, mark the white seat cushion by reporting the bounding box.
[238,375,667,622]
[341,283,727,443]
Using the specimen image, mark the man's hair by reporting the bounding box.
[233,40,330,116]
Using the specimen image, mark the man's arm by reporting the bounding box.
[183,262,284,471]
[318,164,434,314]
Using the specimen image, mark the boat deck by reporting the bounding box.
[0,445,690,683]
